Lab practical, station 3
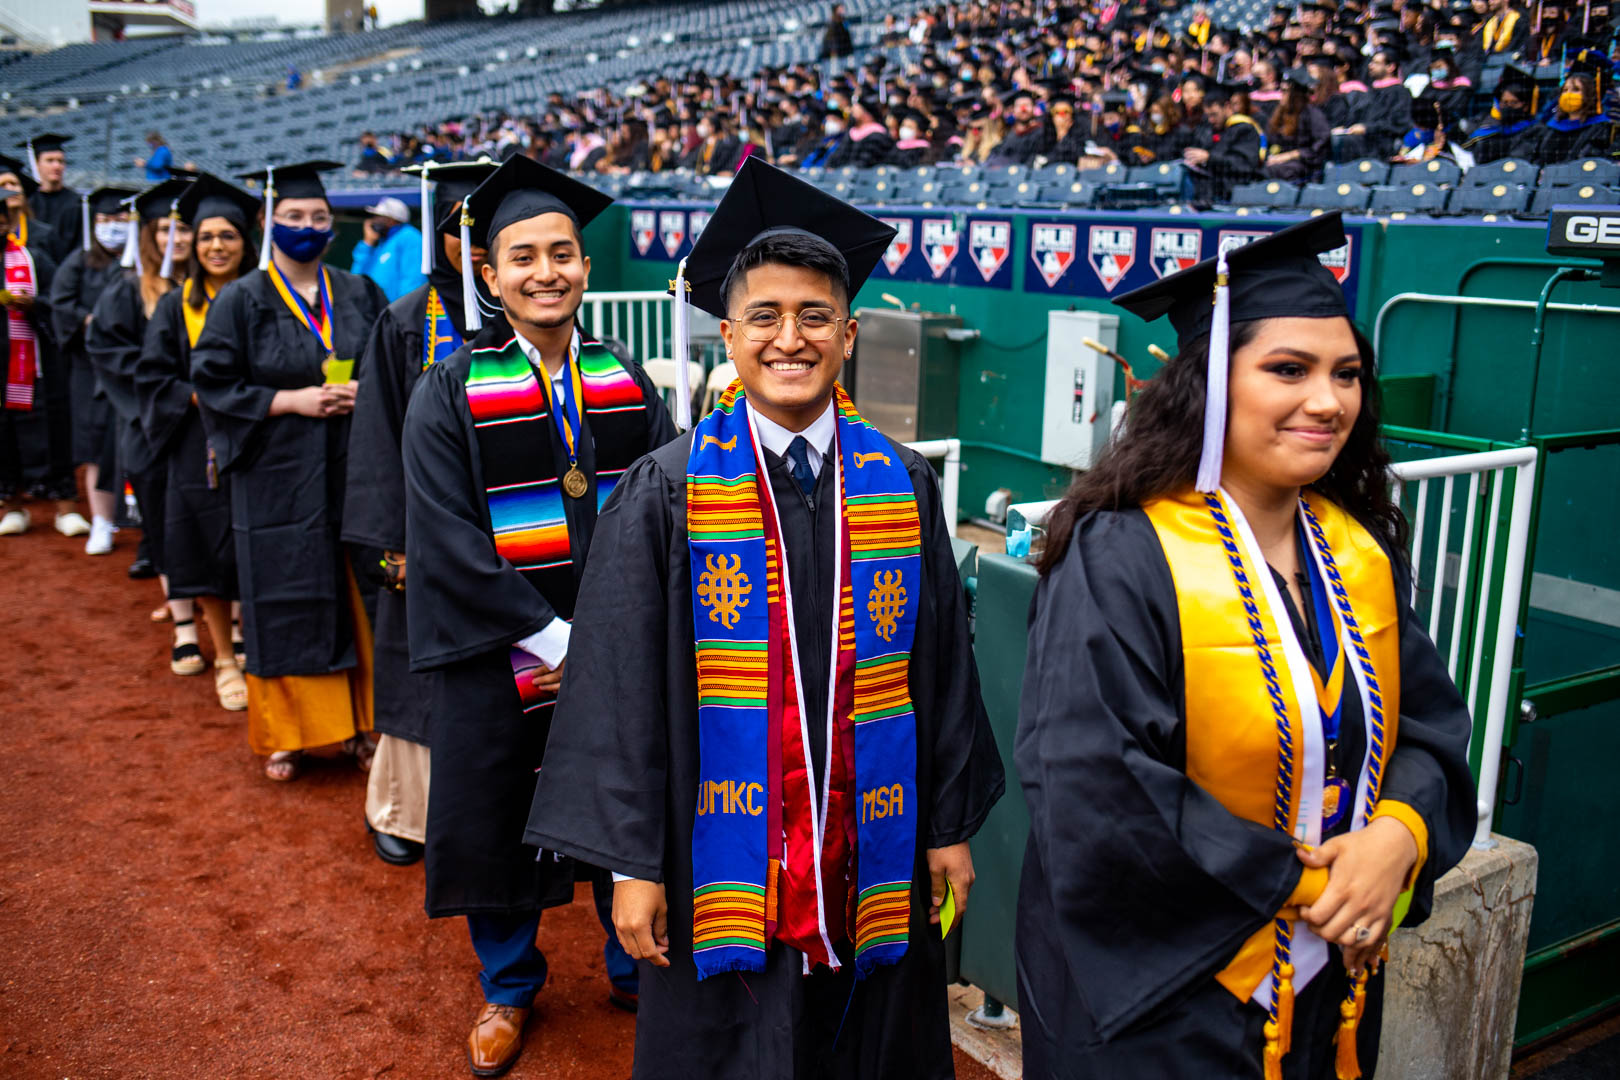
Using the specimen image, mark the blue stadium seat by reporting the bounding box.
[1127,161,1187,193]
[1369,182,1450,215]
[1449,183,1532,215]
[1529,183,1620,216]
[1540,158,1620,187]
[1325,159,1391,186]
[1299,182,1373,210]
[1230,179,1301,207]
[1078,161,1128,184]
[1058,180,1097,208]
[1463,158,1535,188]
[1391,159,1463,188]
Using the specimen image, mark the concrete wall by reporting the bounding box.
[1379,836,1539,1080]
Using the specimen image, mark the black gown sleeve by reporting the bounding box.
[1375,554,1478,926]
[525,450,676,881]
[86,279,146,436]
[401,358,557,672]
[134,289,194,456]
[342,304,413,551]
[191,280,277,475]
[1015,509,1310,1041]
[23,245,57,347]
[47,251,89,351]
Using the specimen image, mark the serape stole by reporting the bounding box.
[3,238,40,411]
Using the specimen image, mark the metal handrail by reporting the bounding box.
[904,439,961,539]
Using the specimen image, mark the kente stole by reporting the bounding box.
[686,381,921,980]
[1144,489,1401,1077]
[3,237,40,412]
[464,332,647,710]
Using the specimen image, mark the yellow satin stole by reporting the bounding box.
[181,279,215,348]
[1142,489,1402,1002]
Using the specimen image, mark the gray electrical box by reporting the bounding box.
[1041,310,1119,469]
[850,308,963,441]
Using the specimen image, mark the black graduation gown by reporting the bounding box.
[1015,509,1477,1079]
[88,274,162,477]
[341,277,502,746]
[1461,119,1534,166]
[48,248,120,465]
[524,432,1006,1080]
[191,265,388,678]
[1510,119,1613,166]
[1359,84,1415,155]
[31,188,81,261]
[1198,120,1265,202]
[135,287,236,599]
[0,237,62,499]
[1264,107,1332,182]
[992,123,1048,165]
[401,324,677,918]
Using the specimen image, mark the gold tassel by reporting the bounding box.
[1352,973,1368,1024]
[1275,963,1296,1055]
[764,859,779,925]
[1263,1021,1285,1080]
[1336,995,1363,1079]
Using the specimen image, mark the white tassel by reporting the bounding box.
[24,140,39,183]
[671,256,692,431]
[1196,247,1232,494]
[159,202,179,280]
[257,165,275,271]
[80,192,91,252]
[419,164,434,275]
[120,202,140,269]
[459,204,482,333]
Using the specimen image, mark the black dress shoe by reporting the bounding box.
[373,829,424,866]
[127,557,157,579]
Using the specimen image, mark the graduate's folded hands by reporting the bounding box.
[613,878,671,968]
[1295,816,1418,971]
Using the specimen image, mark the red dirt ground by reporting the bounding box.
[0,499,1000,1080]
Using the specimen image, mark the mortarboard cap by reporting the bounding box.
[0,153,39,198]
[20,133,72,154]
[1113,213,1349,490]
[1494,63,1536,98]
[237,159,340,202]
[133,177,196,224]
[177,173,259,230]
[1284,67,1319,90]
[87,185,138,217]
[402,156,499,274]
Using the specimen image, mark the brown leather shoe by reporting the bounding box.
[466,1003,529,1078]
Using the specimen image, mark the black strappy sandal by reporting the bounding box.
[171,618,206,676]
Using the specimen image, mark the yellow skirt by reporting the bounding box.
[245,566,375,755]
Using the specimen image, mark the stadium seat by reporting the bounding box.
[1058,180,1098,208]
[1369,182,1450,214]
[1325,158,1391,186]
[1229,179,1301,207]
[1540,158,1620,187]
[1449,183,1531,215]
[1391,159,1463,187]
[1464,158,1534,188]
[1008,180,1046,205]
[1299,182,1373,210]
[1127,161,1187,193]
[1529,184,1620,216]
[1078,161,1128,184]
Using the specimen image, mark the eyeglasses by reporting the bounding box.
[274,212,333,229]
[735,309,846,342]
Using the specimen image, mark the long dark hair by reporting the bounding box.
[1036,318,1407,575]
[185,215,255,310]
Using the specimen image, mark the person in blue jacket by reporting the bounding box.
[350,195,425,302]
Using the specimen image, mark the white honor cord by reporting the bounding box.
[744,401,841,970]
[671,256,692,431]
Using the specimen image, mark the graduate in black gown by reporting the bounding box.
[191,160,388,782]
[0,170,62,538]
[1016,214,1476,1080]
[1511,70,1612,166]
[400,155,675,1077]
[20,134,82,261]
[1461,65,1538,166]
[49,185,136,554]
[525,160,1004,1080]
[1,154,64,274]
[1186,83,1266,203]
[135,174,259,712]
[89,178,199,646]
[343,158,501,868]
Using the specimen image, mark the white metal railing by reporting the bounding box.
[999,448,1540,847]
[580,290,674,364]
[1390,447,1538,847]
[904,439,960,539]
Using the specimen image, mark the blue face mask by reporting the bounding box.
[271,222,333,264]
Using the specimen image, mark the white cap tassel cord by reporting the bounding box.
[670,256,692,431]
[24,139,39,184]
[257,165,275,271]
[459,203,482,333]
[80,192,91,253]
[120,197,141,271]
[1195,246,1232,494]
[159,200,180,280]
[419,163,434,275]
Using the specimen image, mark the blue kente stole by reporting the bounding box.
[686,381,921,980]
[421,286,463,371]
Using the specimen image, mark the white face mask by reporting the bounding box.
[94,221,129,251]
[825,117,845,135]
[899,125,920,140]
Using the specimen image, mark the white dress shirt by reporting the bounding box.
[511,327,580,669]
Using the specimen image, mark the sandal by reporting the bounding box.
[264,750,301,782]
[342,734,376,773]
[214,660,248,712]
[171,645,206,676]
[232,618,246,668]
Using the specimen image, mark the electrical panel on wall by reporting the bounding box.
[1041,310,1119,470]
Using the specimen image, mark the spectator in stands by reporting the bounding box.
[959,114,1005,164]
[1513,71,1612,164]
[1250,58,1285,116]
[993,88,1048,165]
[350,196,425,303]
[820,3,854,61]
[568,125,608,173]
[1475,0,1530,57]
[354,132,393,176]
[1421,45,1473,123]
[22,134,80,260]
[1044,95,1087,163]
[137,132,173,182]
[600,120,652,174]
[1394,97,1456,163]
[1263,71,1331,181]
[1461,65,1538,164]
[827,98,896,168]
[692,114,745,176]
[1184,82,1265,203]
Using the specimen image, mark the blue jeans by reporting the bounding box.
[467,875,637,1006]
[593,874,638,995]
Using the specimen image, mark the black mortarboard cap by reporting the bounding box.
[133,176,197,224]
[20,133,72,155]
[236,159,340,201]
[1495,63,1536,98]
[461,154,613,250]
[177,173,259,229]
[1001,85,1037,105]
[87,185,139,216]
[1284,67,1318,90]
[1114,213,1348,350]
[402,159,502,236]
[0,153,38,197]
[1100,90,1133,108]
[676,158,896,319]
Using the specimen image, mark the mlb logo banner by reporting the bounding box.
[967,218,1014,289]
[920,218,961,280]
[1318,236,1351,284]
[876,217,916,278]
[1023,220,1082,295]
[1216,228,1271,258]
[1150,227,1201,278]
[659,210,688,259]
[688,210,713,243]
[1086,225,1136,292]
[630,209,657,257]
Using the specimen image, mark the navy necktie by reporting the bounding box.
[786,436,817,498]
